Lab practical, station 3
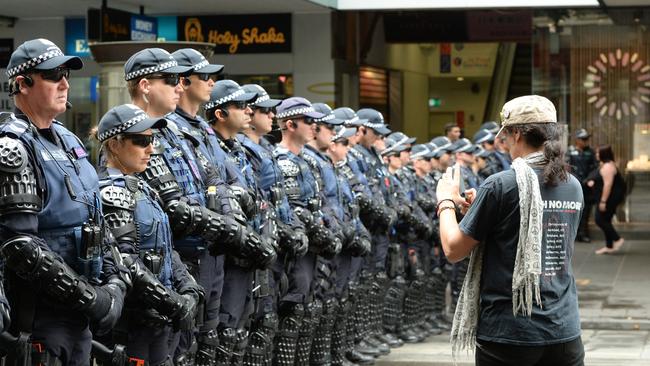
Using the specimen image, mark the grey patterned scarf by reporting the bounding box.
[451,151,546,359]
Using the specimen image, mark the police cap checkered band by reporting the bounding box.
[6,39,83,80]
[276,106,316,119]
[125,60,179,80]
[98,113,148,141]
[410,144,432,159]
[254,94,270,105]
[193,59,209,71]
[6,49,63,78]
[204,89,246,110]
[98,104,166,142]
[364,121,385,130]
[314,113,335,122]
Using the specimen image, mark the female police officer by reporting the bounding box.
[95,104,204,365]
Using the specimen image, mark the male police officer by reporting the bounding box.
[472,129,503,177]
[124,48,266,365]
[238,84,309,366]
[568,128,598,242]
[206,79,277,364]
[0,38,128,365]
[273,97,340,365]
[326,124,374,366]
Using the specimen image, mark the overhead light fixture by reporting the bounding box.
[457,77,464,81]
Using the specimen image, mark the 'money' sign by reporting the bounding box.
[178,14,292,54]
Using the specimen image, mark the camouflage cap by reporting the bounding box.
[497,95,557,137]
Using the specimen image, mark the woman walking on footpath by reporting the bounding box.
[436,95,585,366]
[588,145,626,254]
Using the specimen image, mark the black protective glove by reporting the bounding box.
[87,280,126,336]
[173,292,199,332]
[277,222,309,257]
[240,228,277,269]
[230,185,258,219]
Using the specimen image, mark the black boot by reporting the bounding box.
[195,327,220,366]
[310,298,337,365]
[230,329,249,366]
[382,276,406,348]
[397,279,421,344]
[345,282,375,365]
[244,313,277,366]
[295,300,322,364]
[332,297,357,366]
[214,328,238,366]
[272,304,303,366]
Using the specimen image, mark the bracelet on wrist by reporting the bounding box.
[437,205,456,216]
[600,200,607,203]
[436,198,455,212]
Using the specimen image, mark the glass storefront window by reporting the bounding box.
[532,8,650,172]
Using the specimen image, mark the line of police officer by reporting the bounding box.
[0,38,511,366]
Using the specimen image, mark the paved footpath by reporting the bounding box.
[377,234,650,365]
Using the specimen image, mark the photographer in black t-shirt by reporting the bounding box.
[436,95,585,366]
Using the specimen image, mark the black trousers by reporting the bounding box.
[476,337,584,366]
[594,205,621,247]
[578,202,592,237]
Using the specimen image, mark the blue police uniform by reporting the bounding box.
[0,111,126,366]
[354,144,394,271]
[99,169,195,365]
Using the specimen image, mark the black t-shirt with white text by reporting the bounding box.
[460,168,582,345]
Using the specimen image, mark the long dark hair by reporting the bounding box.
[597,145,615,162]
[505,123,568,186]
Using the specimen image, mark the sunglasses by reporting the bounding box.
[35,67,70,82]
[320,124,335,131]
[146,74,183,87]
[295,117,315,125]
[227,101,248,110]
[255,106,276,114]
[335,139,349,146]
[123,134,155,148]
[196,73,219,82]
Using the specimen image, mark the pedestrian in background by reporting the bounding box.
[587,145,626,255]
[568,129,598,243]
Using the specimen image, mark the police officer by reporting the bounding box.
[304,103,350,365]
[568,128,598,242]
[384,133,434,343]
[273,97,340,366]
[449,138,481,190]
[205,79,277,364]
[238,84,309,366]
[124,48,266,365]
[353,108,399,359]
[326,124,374,366]
[0,38,128,365]
[96,104,204,365]
[410,145,440,315]
[472,129,503,177]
